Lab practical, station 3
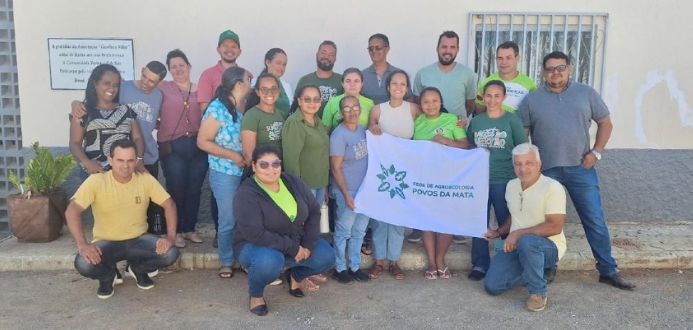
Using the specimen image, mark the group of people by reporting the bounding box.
[65,29,635,316]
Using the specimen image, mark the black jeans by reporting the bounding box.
[74,234,180,282]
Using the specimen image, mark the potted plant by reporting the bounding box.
[7,142,75,242]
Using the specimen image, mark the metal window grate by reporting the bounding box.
[0,0,19,230]
[466,12,609,93]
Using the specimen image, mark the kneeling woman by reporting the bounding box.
[233,145,335,316]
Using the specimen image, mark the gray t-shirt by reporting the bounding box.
[518,82,609,170]
[120,80,162,165]
[329,124,368,191]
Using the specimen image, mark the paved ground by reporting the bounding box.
[0,269,689,329]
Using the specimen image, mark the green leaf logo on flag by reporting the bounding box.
[376,163,409,199]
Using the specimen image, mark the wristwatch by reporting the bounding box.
[591,150,602,160]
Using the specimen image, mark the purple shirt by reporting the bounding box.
[157,81,201,142]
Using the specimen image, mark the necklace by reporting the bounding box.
[177,81,192,111]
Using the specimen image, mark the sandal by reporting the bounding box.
[309,274,328,283]
[390,263,405,280]
[369,263,384,279]
[437,267,451,279]
[361,242,373,255]
[300,278,320,292]
[425,268,438,280]
[218,266,234,279]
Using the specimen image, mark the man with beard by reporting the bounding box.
[296,40,344,118]
[198,30,245,111]
[411,30,476,244]
[414,31,476,118]
[518,51,635,291]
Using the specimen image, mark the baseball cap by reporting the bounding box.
[218,30,240,47]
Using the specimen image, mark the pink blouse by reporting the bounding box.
[157,80,202,142]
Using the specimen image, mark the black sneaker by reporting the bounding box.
[114,269,124,285]
[467,269,486,281]
[127,265,154,290]
[333,270,353,284]
[97,273,118,299]
[124,263,158,278]
[348,269,370,282]
[407,230,423,243]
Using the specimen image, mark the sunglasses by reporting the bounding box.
[543,65,568,73]
[257,160,281,169]
[367,45,388,52]
[341,105,361,113]
[302,97,322,104]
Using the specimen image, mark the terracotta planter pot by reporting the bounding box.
[7,191,67,243]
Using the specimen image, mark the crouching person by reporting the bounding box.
[483,143,566,312]
[66,139,180,299]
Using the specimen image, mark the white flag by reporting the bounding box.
[354,131,489,237]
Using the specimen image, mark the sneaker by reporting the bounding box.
[127,265,154,290]
[333,270,354,284]
[97,273,118,299]
[526,294,547,312]
[123,263,158,278]
[453,235,467,244]
[467,269,485,281]
[114,269,124,285]
[269,278,283,286]
[348,269,370,282]
[407,229,423,243]
[183,232,203,243]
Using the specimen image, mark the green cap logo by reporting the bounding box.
[376,164,409,199]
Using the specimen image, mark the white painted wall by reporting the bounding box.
[14,0,693,148]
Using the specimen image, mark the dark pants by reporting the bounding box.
[543,165,617,276]
[471,183,511,272]
[160,136,208,233]
[74,234,180,282]
[144,162,167,235]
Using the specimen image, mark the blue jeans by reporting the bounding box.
[543,165,617,276]
[74,234,180,282]
[238,239,335,297]
[333,189,370,272]
[484,235,558,297]
[471,183,511,272]
[310,187,326,205]
[209,169,242,268]
[372,220,405,262]
[160,136,208,233]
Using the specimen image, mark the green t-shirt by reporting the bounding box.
[413,113,467,141]
[295,72,344,118]
[254,176,297,222]
[241,106,285,152]
[476,72,537,113]
[321,94,374,130]
[467,111,528,184]
[281,111,330,188]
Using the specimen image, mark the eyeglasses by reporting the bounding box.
[367,45,388,52]
[259,87,280,95]
[257,160,281,169]
[301,97,322,104]
[543,65,568,73]
[341,105,361,113]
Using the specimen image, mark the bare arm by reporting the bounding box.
[582,116,613,169]
[197,117,244,166]
[330,156,354,210]
[432,135,470,149]
[65,201,102,264]
[465,99,476,117]
[155,198,177,254]
[241,130,257,167]
[129,120,146,173]
[503,213,565,253]
[368,105,382,135]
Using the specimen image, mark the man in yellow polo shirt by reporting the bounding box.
[482,143,567,312]
[66,139,180,299]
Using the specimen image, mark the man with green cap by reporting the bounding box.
[198,30,245,111]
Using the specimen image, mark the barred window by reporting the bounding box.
[467,12,609,92]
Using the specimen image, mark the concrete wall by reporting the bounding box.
[13,0,693,149]
[10,1,693,223]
